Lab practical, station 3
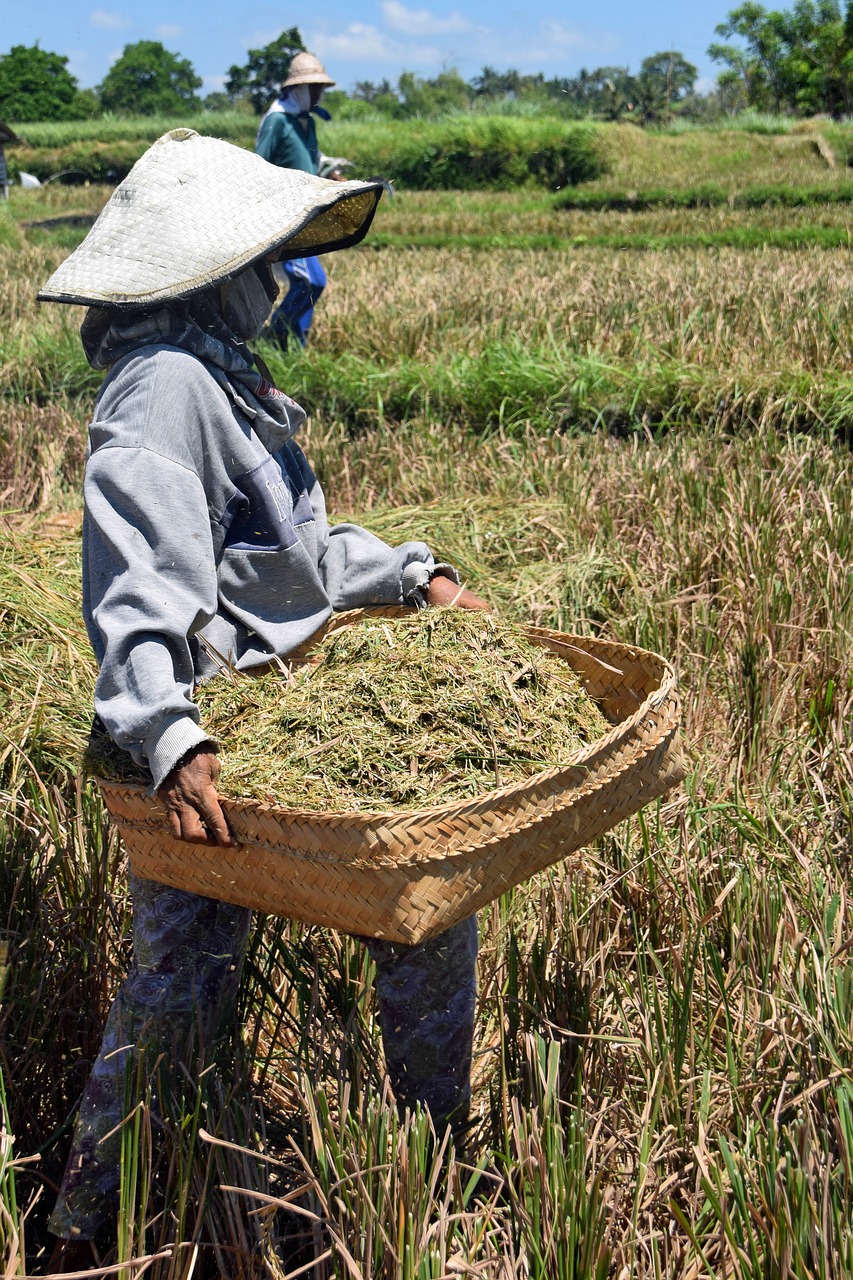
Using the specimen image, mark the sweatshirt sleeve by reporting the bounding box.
[292,449,458,608]
[83,445,220,789]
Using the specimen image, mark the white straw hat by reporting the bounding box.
[38,129,381,307]
[282,52,335,88]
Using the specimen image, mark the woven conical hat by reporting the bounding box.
[282,52,335,87]
[38,129,381,307]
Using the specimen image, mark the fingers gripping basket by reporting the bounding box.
[97,618,688,945]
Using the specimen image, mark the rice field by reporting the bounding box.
[1,157,853,1277]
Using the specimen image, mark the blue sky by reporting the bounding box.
[3,2,733,95]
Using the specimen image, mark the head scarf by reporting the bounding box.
[80,264,305,447]
[274,86,331,121]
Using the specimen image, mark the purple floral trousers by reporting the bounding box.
[49,876,478,1240]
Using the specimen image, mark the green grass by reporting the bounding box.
[7,116,853,195]
[370,224,853,251]
[6,116,603,191]
[556,179,853,210]
[652,109,798,135]
[9,110,259,149]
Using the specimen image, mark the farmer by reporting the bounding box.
[37,129,486,1271]
[255,51,339,348]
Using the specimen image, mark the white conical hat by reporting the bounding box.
[38,129,381,307]
[282,52,335,87]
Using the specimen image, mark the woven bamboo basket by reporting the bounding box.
[96,612,688,945]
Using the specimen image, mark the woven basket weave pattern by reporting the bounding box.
[98,618,687,944]
[38,131,382,306]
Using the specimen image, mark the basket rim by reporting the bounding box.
[95,622,678,827]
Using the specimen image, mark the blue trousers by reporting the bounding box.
[269,256,327,347]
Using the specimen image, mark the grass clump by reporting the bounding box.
[5,118,604,191]
[555,179,853,210]
[90,609,609,811]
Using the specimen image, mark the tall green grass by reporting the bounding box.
[6,116,604,190]
[556,179,853,210]
[370,223,853,250]
[11,111,258,149]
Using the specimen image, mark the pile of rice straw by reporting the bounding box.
[89,608,609,813]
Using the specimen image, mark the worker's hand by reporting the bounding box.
[157,746,236,847]
[425,575,491,611]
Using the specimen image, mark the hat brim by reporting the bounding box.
[36,131,382,308]
[282,71,336,87]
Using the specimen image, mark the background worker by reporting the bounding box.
[255,51,340,348]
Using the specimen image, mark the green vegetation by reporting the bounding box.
[370,223,853,250]
[5,116,604,190]
[2,141,853,1274]
[224,28,305,116]
[9,1,853,131]
[0,44,95,123]
[557,177,853,208]
[6,111,853,196]
[97,41,203,117]
[709,0,853,115]
[5,111,258,149]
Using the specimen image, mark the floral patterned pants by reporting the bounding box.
[48,876,478,1240]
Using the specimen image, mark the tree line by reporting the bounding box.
[3,3,853,125]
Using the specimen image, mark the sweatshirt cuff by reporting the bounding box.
[401,560,460,605]
[144,715,216,792]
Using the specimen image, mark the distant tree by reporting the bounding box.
[709,1,853,115]
[225,29,305,114]
[557,67,599,113]
[0,44,83,121]
[634,51,698,121]
[580,66,637,119]
[72,88,101,118]
[397,68,471,116]
[98,41,202,116]
[202,90,253,114]
[351,79,396,103]
[470,66,525,97]
[640,51,698,100]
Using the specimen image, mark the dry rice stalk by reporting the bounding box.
[88,609,609,812]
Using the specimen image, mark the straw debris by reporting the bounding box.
[89,609,609,812]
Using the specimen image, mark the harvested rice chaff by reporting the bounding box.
[89,609,610,812]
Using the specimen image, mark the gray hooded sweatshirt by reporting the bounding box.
[82,317,450,790]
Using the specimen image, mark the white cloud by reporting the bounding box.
[381,2,470,37]
[202,74,227,93]
[539,21,590,50]
[304,14,622,85]
[466,20,619,72]
[310,23,443,67]
[156,23,184,41]
[89,9,128,31]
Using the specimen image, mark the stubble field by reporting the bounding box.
[1,152,852,1278]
